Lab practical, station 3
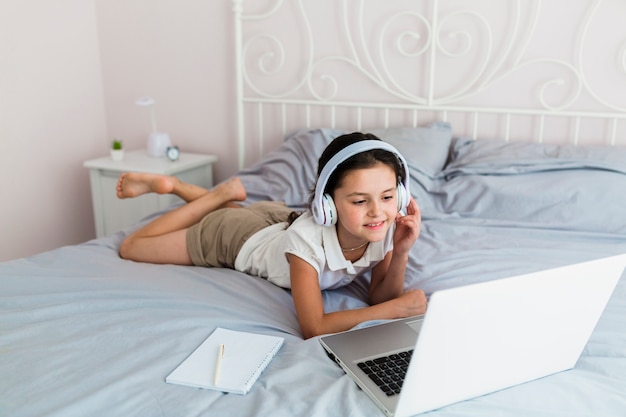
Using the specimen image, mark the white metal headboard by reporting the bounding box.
[233,0,626,168]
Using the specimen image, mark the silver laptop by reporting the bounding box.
[319,254,626,417]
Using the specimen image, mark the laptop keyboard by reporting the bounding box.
[356,349,413,396]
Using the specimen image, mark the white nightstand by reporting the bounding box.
[84,150,218,238]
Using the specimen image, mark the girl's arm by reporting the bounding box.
[369,197,422,305]
[289,253,426,339]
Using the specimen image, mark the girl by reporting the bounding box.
[117,132,427,338]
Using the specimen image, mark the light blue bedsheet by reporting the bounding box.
[2,131,625,417]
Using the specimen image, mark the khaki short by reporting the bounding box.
[186,201,294,268]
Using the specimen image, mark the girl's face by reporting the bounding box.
[332,162,398,248]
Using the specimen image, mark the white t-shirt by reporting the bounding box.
[234,211,394,290]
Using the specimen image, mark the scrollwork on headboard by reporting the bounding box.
[234,0,626,167]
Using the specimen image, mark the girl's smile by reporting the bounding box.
[331,162,398,250]
[364,221,385,231]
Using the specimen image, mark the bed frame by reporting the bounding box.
[233,0,626,167]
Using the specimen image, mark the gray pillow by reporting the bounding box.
[438,137,626,233]
[369,122,453,177]
[237,124,453,212]
[447,137,626,175]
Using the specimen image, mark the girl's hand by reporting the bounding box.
[393,197,421,254]
[394,289,428,317]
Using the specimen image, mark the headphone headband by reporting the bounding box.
[312,140,411,225]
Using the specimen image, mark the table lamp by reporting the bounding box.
[136,96,172,158]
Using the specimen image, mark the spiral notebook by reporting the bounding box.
[166,327,284,394]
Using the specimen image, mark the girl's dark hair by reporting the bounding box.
[309,132,405,207]
[287,132,405,227]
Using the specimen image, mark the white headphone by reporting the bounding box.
[311,140,411,226]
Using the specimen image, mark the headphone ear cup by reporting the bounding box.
[396,183,410,211]
[321,193,337,226]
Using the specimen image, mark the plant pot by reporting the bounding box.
[110,149,124,161]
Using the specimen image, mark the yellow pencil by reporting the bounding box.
[214,344,225,385]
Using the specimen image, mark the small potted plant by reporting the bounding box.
[110,139,124,161]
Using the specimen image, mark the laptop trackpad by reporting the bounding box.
[406,318,423,334]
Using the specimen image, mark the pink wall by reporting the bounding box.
[95,0,239,181]
[0,0,240,262]
[0,0,106,261]
[1,0,624,261]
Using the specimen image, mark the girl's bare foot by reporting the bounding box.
[216,177,247,202]
[116,173,176,199]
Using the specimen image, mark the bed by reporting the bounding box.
[2,1,626,416]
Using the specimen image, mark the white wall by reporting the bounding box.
[0,0,239,262]
[0,0,107,261]
[94,0,237,180]
[1,0,624,261]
